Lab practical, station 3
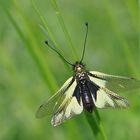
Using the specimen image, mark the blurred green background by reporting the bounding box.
[0,0,139,140]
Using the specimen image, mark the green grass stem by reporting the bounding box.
[4,7,58,92]
[51,0,79,60]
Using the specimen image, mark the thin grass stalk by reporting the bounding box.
[84,114,107,140]
[31,0,59,48]
[85,109,108,140]
[4,7,58,92]
[51,0,79,60]
[31,0,71,72]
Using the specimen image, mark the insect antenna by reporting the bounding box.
[80,22,89,63]
[45,41,73,66]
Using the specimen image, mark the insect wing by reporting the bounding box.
[92,87,129,108]
[51,96,83,126]
[35,77,74,118]
[51,81,83,126]
[89,71,140,92]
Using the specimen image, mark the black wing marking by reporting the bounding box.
[86,80,100,100]
[73,84,81,104]
[89,71,140,92]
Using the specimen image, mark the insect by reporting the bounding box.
[35,23,140,126]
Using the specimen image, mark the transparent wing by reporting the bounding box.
[51,96,83,126]
[93,87,129,108]
[35,77,74,118]
[89,71,140,92]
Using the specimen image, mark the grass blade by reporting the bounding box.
[85,110,108,140]
[51,0,79,60]
[4,7,58,92]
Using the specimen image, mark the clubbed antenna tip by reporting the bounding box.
[44,40,73,66]
[85,22,88,26]
[45,41,48,45]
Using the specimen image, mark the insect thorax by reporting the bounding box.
[73,61,88,81]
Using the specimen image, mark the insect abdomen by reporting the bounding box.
[80,81,94,113]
